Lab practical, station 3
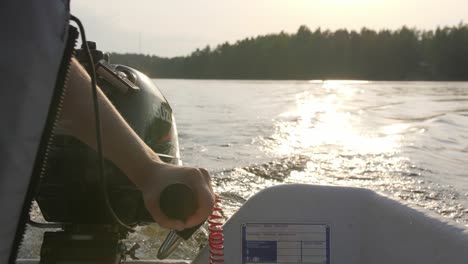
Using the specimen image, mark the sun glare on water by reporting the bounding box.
[269,80,401,156]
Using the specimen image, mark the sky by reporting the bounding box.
[72,0,468,57]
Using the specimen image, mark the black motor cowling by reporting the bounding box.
[36,44,180,226]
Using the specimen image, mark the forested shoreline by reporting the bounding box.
[110,24,468,80]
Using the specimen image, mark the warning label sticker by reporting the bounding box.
[241,223,330,264]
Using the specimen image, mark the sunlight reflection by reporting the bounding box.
[381,123,410,135]
[269,80,401,156]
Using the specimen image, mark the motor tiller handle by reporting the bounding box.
[159,183,203,239]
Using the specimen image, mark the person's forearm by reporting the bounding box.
[59,58,159,188]
[58,58,215,229]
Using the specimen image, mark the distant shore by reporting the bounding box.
[109,24,468,81]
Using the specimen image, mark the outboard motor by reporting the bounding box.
[34,42,183,263]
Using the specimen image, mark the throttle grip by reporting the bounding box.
[159,183,202,239]
[160,183,197,220]
[157,183,216,260]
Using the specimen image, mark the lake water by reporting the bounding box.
[20,80,468,260]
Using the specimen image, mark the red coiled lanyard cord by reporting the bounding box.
[208,197,224,263]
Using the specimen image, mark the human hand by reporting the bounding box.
[138,162,215,231]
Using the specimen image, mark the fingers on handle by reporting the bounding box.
[183,168,215,228]
[199,168,214,193]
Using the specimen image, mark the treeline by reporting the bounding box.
[109,24,468,80]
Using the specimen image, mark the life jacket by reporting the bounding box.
[0,1,72,263]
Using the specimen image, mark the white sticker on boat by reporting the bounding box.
[241,223,330,264]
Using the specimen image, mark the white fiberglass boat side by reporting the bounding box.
[194,184,468,264]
